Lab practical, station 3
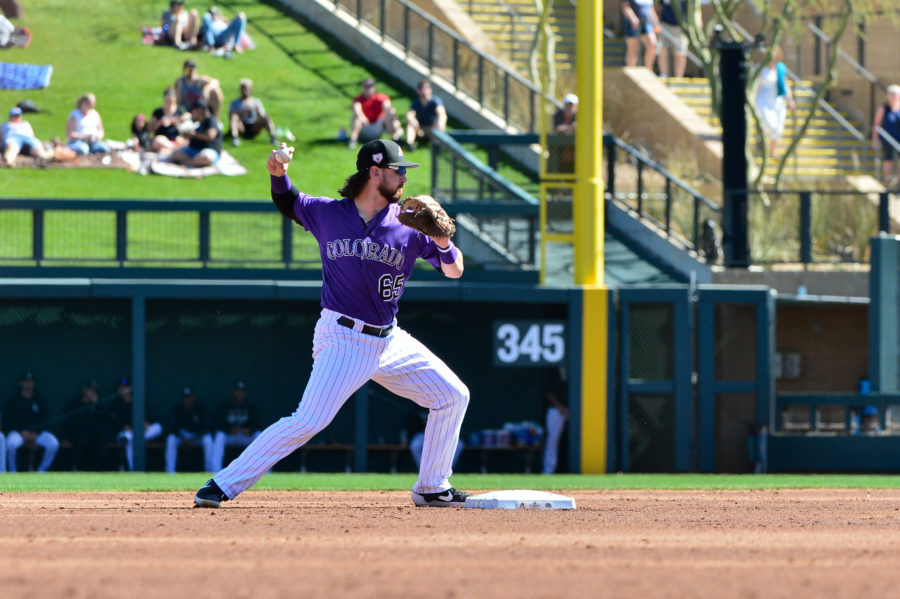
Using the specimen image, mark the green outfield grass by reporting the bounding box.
[2,472,900,493]
[0,0,532,200]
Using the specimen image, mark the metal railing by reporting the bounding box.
[430,129,540,269]
[0,199,317,274]
[0,196,541,276]
[604,134,721,260]
[806,20,886,128]
[329,0,555,132]
[727,189,893,264]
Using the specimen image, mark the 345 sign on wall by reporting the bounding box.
[493,320,566,366]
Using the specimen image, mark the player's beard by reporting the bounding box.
[378,180,404,204]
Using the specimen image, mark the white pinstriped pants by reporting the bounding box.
[214,309,470,499]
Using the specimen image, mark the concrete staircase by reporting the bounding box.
[666,77,878,178]
[456,0,576,73]
[604,33,625,67]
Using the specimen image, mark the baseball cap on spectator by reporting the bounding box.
[356,139,419,172]
[361,77,375,88]
[9,106,22,117]
[234,380,247,390]
[183,59,197,70]
[117,377,130,387]
[563,93,579,105]
[84,380,99,391]
[182,386,195,396]
[21,371,34,381]
[191,99,210,113]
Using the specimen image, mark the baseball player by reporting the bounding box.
[194,139,470,508]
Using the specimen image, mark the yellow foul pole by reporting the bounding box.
[575,0,607,473]
[574,0,603,285]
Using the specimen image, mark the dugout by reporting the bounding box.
[0,280,575,473]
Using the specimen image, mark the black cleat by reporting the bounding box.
[411,487,469,507]
[194,478,229,508]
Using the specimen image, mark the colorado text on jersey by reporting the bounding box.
[325,238,407,270]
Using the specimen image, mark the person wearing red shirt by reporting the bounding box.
[348,78,401,149]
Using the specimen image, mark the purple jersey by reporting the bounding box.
[290,189,442,326]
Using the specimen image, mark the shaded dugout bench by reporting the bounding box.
[769,392,900,471]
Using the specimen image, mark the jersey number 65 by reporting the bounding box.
[378,274,406,301]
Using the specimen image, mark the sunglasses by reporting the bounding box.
[386,166,407,175]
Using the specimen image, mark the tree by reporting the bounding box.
[528,0,557,100]
[677,0,871,190]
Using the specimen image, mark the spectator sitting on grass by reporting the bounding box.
[404,79,446,151]
[150,86,190,151]
[2,106,53,166]
[175,58,223,118]
[228,78,277,147]
[130,113,152,151]
[169,99,221,167]
[199,6,246,57]
[347,77,401,149]
[161,0,199,49]
[66,93,110,155]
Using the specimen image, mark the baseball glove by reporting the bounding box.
[397,195,456,238]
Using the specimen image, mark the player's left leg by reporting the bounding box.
[210,316,385,500]
[372,327,469,495]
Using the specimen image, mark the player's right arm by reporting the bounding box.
[268,146,305,226]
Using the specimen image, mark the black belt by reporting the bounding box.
[337,316,393,338]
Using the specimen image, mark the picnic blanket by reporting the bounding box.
[3,148,131,169]
[119,149,247,178]
[0,61,51,89]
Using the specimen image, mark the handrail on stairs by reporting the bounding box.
[604,133,720,259]
[805,21,900,159]
[326,0,561,132]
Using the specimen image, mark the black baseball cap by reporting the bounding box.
[190,99,209,112]
[183,59,197,69]
[21,371,34,381]
[356,139,419,172]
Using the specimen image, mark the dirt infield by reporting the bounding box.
[2,489,900,598]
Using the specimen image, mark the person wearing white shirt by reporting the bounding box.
[66,93,110,155]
